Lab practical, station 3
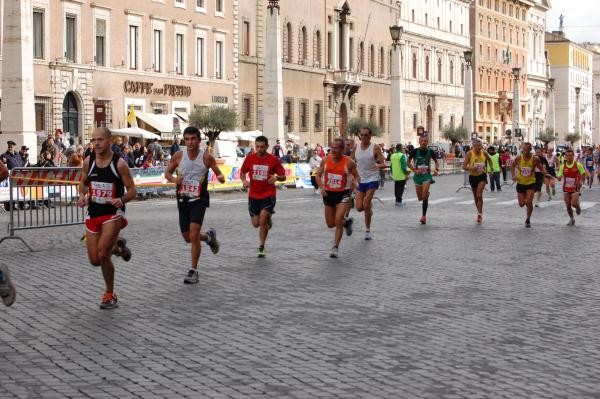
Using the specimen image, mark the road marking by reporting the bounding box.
[428,197,459,205]
[494,199,519,206]
[536,200,562,208]
[580,201,597,210]
[455,198,499,205]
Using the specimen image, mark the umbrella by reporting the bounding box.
[111,127,161,140]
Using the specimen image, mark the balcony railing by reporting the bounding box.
[334,70,362,86]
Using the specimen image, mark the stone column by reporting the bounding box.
[595,93,600,145]
[332,15,339,70]
[512,68,521,140]
[390,44,403,144]
[464,63,474,134]
[2,0,37,163]
[342,21,350,70]
[263,0,284,141]
[575,87,581,140]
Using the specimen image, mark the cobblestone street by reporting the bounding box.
[2,173,600,398]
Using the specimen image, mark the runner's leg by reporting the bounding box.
[188,222,208,269]
[421,182,431,216]
[97,220,122,294]
[334,203,348,247]
[476,180,485,215]
[525,189,535,221]
[564,193,574,221]
[355,191,365,212]
[363,189,376,230]
[517,192,526,207]
[258,209,271,247]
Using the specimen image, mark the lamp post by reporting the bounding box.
[547,77,556,146]
[575,86,581,144]
[389,24,404,144]
[512,67,521,141]
[463,49,474,136]
[595,92,600,145]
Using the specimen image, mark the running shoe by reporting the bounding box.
[184,269,199,284]
[206,228,220,254]
[576,206,582,215]
[257,246,266,258]
[116,237,132,262]
[329,246,339,258]
[420,216,427,225]
[364,231,372,241]
[99,292,118,309]
[0,264,16,307]
[525,219,531,228]
[567,219,575,226]
[344,217,354,236]
[476,214,482,224]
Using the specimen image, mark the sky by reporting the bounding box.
[546,0,600,43]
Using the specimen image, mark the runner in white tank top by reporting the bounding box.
[165,126,226,284]
[351,127,385,241]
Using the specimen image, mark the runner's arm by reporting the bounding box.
[205,153,226,184]
[556,163,564,181]
[314,158,327,191]
[347,159,361,191]
[164,152,183,185]
[374,145,386,168]
[115,159,137,207]
[77,157,90,207]
[485,153,494,173]
[407,150,416,173]
[270,160,287,183]
[510,156,519,181]
[432,151,440,175]
[462,151,471,171]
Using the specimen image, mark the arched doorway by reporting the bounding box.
[339,103,348,137]
[62,92,79,139]
[426,105,433,142]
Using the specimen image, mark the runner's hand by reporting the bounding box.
[77,196,87,208]
[433,169,439,176]
[321,188,328,197]
[267,175,276,184]
[242,180,250,189]
[111,198,124,208]
[175,176,184,185]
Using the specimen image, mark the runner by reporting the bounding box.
[0,162,15,307]
[390,144,409,207]
[533,147,550,207]
[510,142,546,228]
[462,139,493,224]
[165,126,224,284]
[544,147,558,200]
[408,136,439,224]
[583,146,595,189]
[556,148,588,225]
[78,127,136,309]
[351,127,386,240]
[240,135,287,258]
[315,137,360,258]
[486,146,502,192]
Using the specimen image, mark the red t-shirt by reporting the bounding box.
[241,152,286,199]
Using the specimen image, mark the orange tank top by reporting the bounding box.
[324,155,349,192]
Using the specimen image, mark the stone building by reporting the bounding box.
[1,0,238,148]
[470,0,531,144]
[238,0,470,147]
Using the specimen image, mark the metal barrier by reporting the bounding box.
[0,167,84,251]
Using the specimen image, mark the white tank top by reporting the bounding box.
[355,142,379,183]
[178,149,208,199]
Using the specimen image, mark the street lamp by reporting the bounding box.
[548,78,555,90]
[512,67,521,141]
[575,87,581,142]
[389,24,404,144]
[463,49,474,136]
[464,49,473,66]
[389,25,403,47]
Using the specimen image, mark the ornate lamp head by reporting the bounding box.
[512,67,521,79]
[464,49,473,65]
[548,78,555,90]
[267,0,279,13]
[389,25,403,47]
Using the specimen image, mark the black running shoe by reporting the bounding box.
[206,228,220,254]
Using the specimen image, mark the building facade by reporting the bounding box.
[546,31,593,144]
[238,0,469,147]
[1,0,238,145]
[470,0,531,144]
[526,0,549,143]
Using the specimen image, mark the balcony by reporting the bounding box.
[331,70,362,97]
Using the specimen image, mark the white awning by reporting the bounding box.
[135,112,188,133]
[112,127,161,140]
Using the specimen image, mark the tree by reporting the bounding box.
[564,132,581,148]
[189,106,237,148]
[537,128,556,148]
[441,125,469,150]
[345,117,383,138]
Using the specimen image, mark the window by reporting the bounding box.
[215,0,223,13]
[439,114,443,130]
[215,40,223,79]
[449,61,454,84]
[369,106,375,123]
[437,57,442,82]
[425,56,430,80]
[242,95,253,130]
[300,26,307,64]
[175,0,185,7]
[359,104,365,119]
[369,45,375,76]
[412,53,417,79]
[314,102,322,131]
[315,30,322,66]
[413,113,418,129]
[379,107,385,130]
[349,38,354,69]
[33,9,44,59]
[379,47,385,76]
[285,23,293,63]
[243,21,250,56]
[195,36,204,76]
[128,25,139,69]
[284,98,294,130]
[461,63,464,85]
[65,14,77,62]
[153,30,162,72]
[300,100,309,132]
[359,41,365,72]
[175,33,184,75]
[196,0,205,8]
[95,19,106,66]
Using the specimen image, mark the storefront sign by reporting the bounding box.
[123,80,192,98]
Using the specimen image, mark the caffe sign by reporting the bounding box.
[123,80,192,98]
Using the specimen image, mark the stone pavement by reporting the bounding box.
[1,173,600,398]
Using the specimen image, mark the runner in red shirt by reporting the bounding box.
[556,148,589,226]
[240,136,286,258]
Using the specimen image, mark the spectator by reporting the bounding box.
[147,138,161,160]
[19,146,30,167]
[54,129,67,154]
[142,152,154,169]
[36,151,55,167]
[64,138,77,158]
[272,139,284,158]
[308,151,322,194]
[500,148,512,182]
[122,145,136,168]
[281,150,292,164]
[84,142,94,159]
[0,141,24,170]
[299,142,309,162]
[67,152,83,167]
[170,138,180,156]
[132,142,145,167]
[315,143,325,158]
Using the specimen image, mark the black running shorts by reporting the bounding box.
[178,199,207,233]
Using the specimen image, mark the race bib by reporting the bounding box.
[179,178,201,198]
[252,164,269,181]
[417,165,429,173]
[90,181,115,204]
[565,177,576,189]
[326,173,343,189]
[521,167,532,177]
[474,162,485,172]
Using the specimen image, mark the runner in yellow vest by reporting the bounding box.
[510,142,547,228]
[462,139,493,224]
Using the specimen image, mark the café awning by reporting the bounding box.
[135,112,188,134]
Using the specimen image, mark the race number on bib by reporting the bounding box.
[179,179,201,198]
[521,167,532,177]
[564,177,576,189]
[252,164,269,181]
[417,165,429,173]
[90,181,115,204]
[474,162,485,172]
[326,173,343,189]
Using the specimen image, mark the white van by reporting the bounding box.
[212,140,243,165]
